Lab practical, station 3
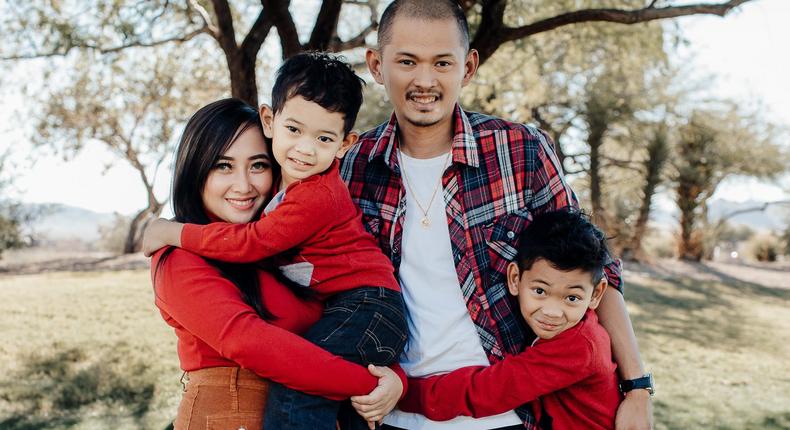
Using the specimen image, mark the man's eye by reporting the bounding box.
[399,59,415,66]
[436,61,451,67]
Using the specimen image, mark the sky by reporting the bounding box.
[1,0,788,216]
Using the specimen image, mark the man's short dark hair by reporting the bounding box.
[271,52,364,135]
[515,209,611,284]
[377,0,470,52]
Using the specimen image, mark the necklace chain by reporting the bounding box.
[398,149,452,228]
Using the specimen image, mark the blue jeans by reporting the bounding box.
[263,287,408,430]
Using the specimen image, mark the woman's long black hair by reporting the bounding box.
[155,98,278,320]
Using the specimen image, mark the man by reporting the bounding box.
[342,1,654,429]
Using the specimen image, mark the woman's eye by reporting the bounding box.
[251,161,270,171]
[215,162,232,171]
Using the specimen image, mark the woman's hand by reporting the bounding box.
[142,218,184,257]
[350,364,403,429]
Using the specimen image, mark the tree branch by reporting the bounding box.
[263,0,301,58]
[472,0,755,63]
[307,0,343,51]
[240,9,274,59]
[1,27,209,60]
[502,0,752,43]
[714,200,790,228]
[209,0,238,53]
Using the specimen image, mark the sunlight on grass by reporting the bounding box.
[1,263,789,429]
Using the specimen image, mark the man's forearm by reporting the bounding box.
[597,288,644,379]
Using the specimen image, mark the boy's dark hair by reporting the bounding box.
[515,209,610,284]
[378,0,470,52]
[271,52,364,135]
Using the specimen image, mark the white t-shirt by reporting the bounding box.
[383,151,522,430]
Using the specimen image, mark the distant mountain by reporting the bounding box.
[23,203,119,242]
[649,198,788,232]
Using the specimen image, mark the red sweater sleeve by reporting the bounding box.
[399,330,596,421]
[180,182,336,263]
[153,249,377,399]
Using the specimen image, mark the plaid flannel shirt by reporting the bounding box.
[340,105,623,429]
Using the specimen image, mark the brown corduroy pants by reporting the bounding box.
[174,367,269,430]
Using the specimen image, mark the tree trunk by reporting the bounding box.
[123,202,164,254]
[587,125,607,229]
[676,182,703,261]
[227,52,259,107]
[621,128,669,261]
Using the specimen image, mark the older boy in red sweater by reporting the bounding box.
[398,210,630,429]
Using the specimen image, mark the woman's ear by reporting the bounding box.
[259,104,275,138]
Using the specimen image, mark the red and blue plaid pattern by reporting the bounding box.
[341,105,623,429]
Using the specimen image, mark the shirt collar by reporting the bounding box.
[368,104,480,169]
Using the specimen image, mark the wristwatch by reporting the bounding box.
[619,373,654,396]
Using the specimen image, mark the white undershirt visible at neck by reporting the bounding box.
[384,151,522,430]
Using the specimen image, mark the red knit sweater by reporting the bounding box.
[399,309,621,429]
[180,161,399,299]
[152,248,382,400]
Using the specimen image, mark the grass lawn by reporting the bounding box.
[1,261,788,429]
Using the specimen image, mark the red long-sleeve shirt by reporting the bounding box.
[399,310,621,429]
[152,248,383,400]
[180,161,398,299]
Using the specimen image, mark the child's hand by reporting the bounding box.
[350,364,403,428]
[142,218,184,257]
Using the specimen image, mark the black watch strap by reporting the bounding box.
[619,373,654,395]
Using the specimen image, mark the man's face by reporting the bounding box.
[367,16,478,130]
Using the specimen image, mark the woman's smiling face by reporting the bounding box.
[201,126,274,223]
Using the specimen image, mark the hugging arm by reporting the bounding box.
[153,249,401,399]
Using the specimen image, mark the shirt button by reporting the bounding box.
[507,231,515,239]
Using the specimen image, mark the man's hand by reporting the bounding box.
[142,218,184,257]
[350,364,403,429]
[615,389,653,430]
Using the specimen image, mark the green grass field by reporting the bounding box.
[1,261,788,429]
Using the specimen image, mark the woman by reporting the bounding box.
[150,98,401,430]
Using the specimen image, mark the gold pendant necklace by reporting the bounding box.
[398,149,452,229]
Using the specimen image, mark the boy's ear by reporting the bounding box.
[506,262,521,296]
[587,278,608,310]
[335,131,359,159]
[366,48,384,85]
[259,104,275,138]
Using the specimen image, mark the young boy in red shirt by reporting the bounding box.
[143,52,406,430]
[398,209,625,430]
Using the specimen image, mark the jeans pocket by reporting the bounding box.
[356,311,408,365]
[206,412,262,430]
[174,385,200,430]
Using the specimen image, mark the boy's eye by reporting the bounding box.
[285,125,299,133]
[318,136,334,143]
[533,287,545,295]
[567,295,581,303]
